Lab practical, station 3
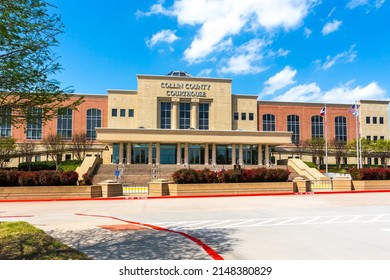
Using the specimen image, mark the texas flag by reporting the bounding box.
[320,107,326,116]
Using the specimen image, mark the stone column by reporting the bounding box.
[190,100,198,129]
[156,143,160,164]
[265,144,270,166]
[258,144,263,165]
[176,143,181,165]
[184,143,189,165]
[238,144,243,165]
[172,100,179,129]
[204,143,209,165]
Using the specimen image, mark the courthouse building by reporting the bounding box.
[3,71,389,167]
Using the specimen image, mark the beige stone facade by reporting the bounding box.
[97,73,291,166]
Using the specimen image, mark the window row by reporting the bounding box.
[160,102,209,130]
[365,116,384,124]
[112,108,134,118]
[0,107,102,140]
[366,136,385,141]
[233,112,254,121]
[262,114,348,144]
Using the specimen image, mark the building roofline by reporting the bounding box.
[136,74,232,83]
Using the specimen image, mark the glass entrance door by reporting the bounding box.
[189,144,205,164]
[132,144,149,164]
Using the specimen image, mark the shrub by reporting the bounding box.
[349,167,390,180]
[81,173,92,185]
[172,167,290,184]
[35,171,61,186]
[18,172,37,186]
[60,171,79,185]
[18,161,56,171]
[0,170,8,185]
[172,168,199,184]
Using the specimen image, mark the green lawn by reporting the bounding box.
[0,221,89,260]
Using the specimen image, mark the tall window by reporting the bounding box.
[263,114,275,131]
[57,108,72,139]
[26,107,43,140]
[287,115,300,144]
[0,107,12,137]
[311,115,323,138]
[198,103,209,130]
[335,116,347,142]
[86,108,101,140]
[179,103,190,129]
[160,102,171,129]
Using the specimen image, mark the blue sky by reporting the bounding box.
[50,0,390,104]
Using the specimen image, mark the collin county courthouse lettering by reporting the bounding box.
[2,70,389,168]
[162,82,210,98]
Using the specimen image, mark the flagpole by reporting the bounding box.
[355,100,360,168]
[325,104,328,175]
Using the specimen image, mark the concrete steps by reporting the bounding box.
[92,164,292,186]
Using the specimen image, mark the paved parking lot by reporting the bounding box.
[1,192,390,260]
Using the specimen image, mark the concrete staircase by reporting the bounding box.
[92,163,291,186]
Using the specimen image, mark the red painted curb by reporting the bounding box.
[76,213,224,260]
[1,189,390,203]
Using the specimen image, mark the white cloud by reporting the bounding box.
[273,82,386,103]
[273,83,321,102]
[315,45,357,70]
[219,39,268,75]
[304,27,312,38]
[346,0,385,9]
[146,29,179,47]
[261,66,297,96]
[140,0,319,63]
[198,68,213,77]
[322,19,342,35]
[135,0,171,18]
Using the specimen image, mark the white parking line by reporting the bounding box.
[152,214,390,230]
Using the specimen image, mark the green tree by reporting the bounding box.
[330,138,348,169]
[0,0,83,126]
[372,139,390,167]
[0,137,16,167]
[43,133,66,171]
[71,132,93,160]
[304,138,326,169]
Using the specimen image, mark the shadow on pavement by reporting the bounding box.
[47,227,237,260]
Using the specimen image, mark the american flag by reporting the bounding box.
[348,104,359,116]
[320,107,326,116]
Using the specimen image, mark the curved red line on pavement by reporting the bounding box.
[75,213,224,260]
[0,215,34,218]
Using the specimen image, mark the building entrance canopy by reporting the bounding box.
[97,128,291,165]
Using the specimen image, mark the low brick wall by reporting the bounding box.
[148,181,294,196]
[352,180,390,191]
[332,179,353,191]
[0,185,102,200]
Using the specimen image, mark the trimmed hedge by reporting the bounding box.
[172,167,290,184]
[349,167,390,180]
[18,160,83,171]
[0,170,79,186]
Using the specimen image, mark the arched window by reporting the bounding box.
[311,115,323,138]
[287,115,300,144]
[0,107,12,137]
[263,114,275,131]
[57,108,73,139]
[335,116,347,142]
[26,107,43,140]
[86,108,101,140]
